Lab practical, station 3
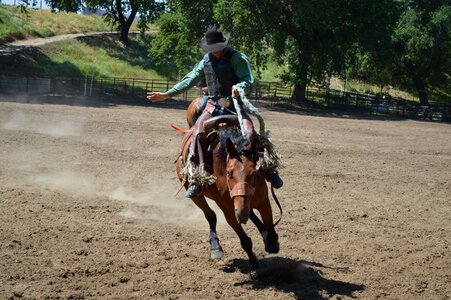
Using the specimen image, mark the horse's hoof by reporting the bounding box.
[210,249,224,260]
[265,242,280,254]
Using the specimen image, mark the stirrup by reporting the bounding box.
[186,184,202,198]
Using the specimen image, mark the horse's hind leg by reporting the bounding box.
[223,210,258,269]
[191,195,224,260]
[256,200,280,254]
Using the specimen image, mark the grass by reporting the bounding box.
[27,34,163,79]
[257,59,287,82]
[0,4,114,43]
[0,5,160,79]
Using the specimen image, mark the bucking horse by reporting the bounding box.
[173,97,282,269]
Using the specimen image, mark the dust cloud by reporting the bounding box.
[0,107,220,227]
[1,110,81,137]
[31,170,101,196]
[110,180,209,225]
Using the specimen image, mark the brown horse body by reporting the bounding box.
[175,99,279,268]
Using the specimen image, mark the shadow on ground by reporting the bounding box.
[222,257,364,299]
[0,47,83,77]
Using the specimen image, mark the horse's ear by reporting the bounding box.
[225,138,237,155]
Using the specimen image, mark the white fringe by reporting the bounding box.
[181,161,216,186]
[235,87,284,171]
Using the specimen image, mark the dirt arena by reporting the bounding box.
[0,97,449,299]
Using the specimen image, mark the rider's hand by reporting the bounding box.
[146,91,169,102]
[231,85,240,98]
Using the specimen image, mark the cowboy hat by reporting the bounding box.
[200,26,230,52]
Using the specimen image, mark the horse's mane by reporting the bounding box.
[218,126,250,155]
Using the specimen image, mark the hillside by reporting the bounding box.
[0,4,162,79]
[0,33,164,79]
[0,4,115,43]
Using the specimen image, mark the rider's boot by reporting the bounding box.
[186,183,202,198]
[185,132,215,198]
[265,169,283,189]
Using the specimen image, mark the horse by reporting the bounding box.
[174,98,280,268]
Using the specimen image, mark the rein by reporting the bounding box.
[270,185,283,227]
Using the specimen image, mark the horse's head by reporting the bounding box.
[205,115,258,224]
[224,133,257,224]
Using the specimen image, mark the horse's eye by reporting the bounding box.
[227,170,233,178]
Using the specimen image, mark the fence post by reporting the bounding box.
[131,79,135,97]
[89,73,94,97]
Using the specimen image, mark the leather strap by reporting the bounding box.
[229,182,255,198]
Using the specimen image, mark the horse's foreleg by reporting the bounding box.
[191,195,224,260]
[224,210,258,269]
[249,209,270,242]
[256,200,280,254]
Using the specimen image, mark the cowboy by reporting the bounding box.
[147,26,283,198]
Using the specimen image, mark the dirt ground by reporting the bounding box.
[0,96,449,299]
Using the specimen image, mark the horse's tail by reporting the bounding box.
[171,123,192,133]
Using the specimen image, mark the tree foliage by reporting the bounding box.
[213,0,400,102]
[148,11,204,79]
[45,0,83,12]
[42,0,165,45]
[86,0,165,45]
[391,0,450,104]
[147,0,216,79]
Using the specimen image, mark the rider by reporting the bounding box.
[147,25,283,198]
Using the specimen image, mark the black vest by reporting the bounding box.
[203,48,239,98]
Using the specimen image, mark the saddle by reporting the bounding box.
[175,115,240,167]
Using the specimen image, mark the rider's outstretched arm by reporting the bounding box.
[147,61,204,102]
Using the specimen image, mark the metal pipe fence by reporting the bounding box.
[0,75,449,121]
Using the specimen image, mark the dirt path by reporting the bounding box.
[0,31,156,54]
[0,98,450,299]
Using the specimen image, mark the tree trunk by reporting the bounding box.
[292,46,311,103]
[412,74,429,106]
[293,84,306,102]
[116,0,139,46]
[120,25,130,45]
[405,62,429,106]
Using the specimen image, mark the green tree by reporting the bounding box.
[392,0,450,105]
[148,12,203,79]
[46,0,83,12]
[214,0,399,102]
[86,0,165,45]
[148,0,216,78]
[345,2,402,94]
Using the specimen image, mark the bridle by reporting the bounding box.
[226,150,256,199]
